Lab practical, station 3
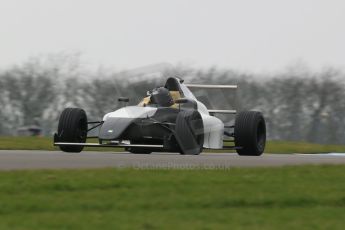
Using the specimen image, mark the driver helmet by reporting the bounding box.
[150,87,174,107]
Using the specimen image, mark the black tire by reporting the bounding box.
[57,108,88,153]
[234,111,266,156]
[175,110,204,155]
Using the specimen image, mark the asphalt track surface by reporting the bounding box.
[1,150,345,170]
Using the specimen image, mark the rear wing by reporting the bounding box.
[184,84,237,89]
[185,83,237,114]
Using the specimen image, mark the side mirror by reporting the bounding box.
[118,97,129,103]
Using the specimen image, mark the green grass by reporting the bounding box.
[265,140,345,153]
[0,136,123,152]
[0,136,58,150]
[0,165,345,229]
[1,136,345,153]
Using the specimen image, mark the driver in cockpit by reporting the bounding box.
[138,87,181,107]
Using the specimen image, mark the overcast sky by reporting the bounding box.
[0,0,344,72]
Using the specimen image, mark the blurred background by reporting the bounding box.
[0,0,344,144]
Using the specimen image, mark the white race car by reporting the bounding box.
[54,77,266,155]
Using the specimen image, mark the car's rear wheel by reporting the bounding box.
[175,110,204,155]
[234,111,266,156]
[57,108,88,153]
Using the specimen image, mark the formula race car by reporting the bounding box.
[54,77,266,155]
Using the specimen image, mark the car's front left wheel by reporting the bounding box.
[175,110,204,155]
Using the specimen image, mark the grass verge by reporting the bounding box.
[0,136,122,151]
[0,165,345,229]
[265,140,345,153]
[1,136,345,153]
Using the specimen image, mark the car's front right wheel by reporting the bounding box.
[234,111,266,156]
[57,108,88,153]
